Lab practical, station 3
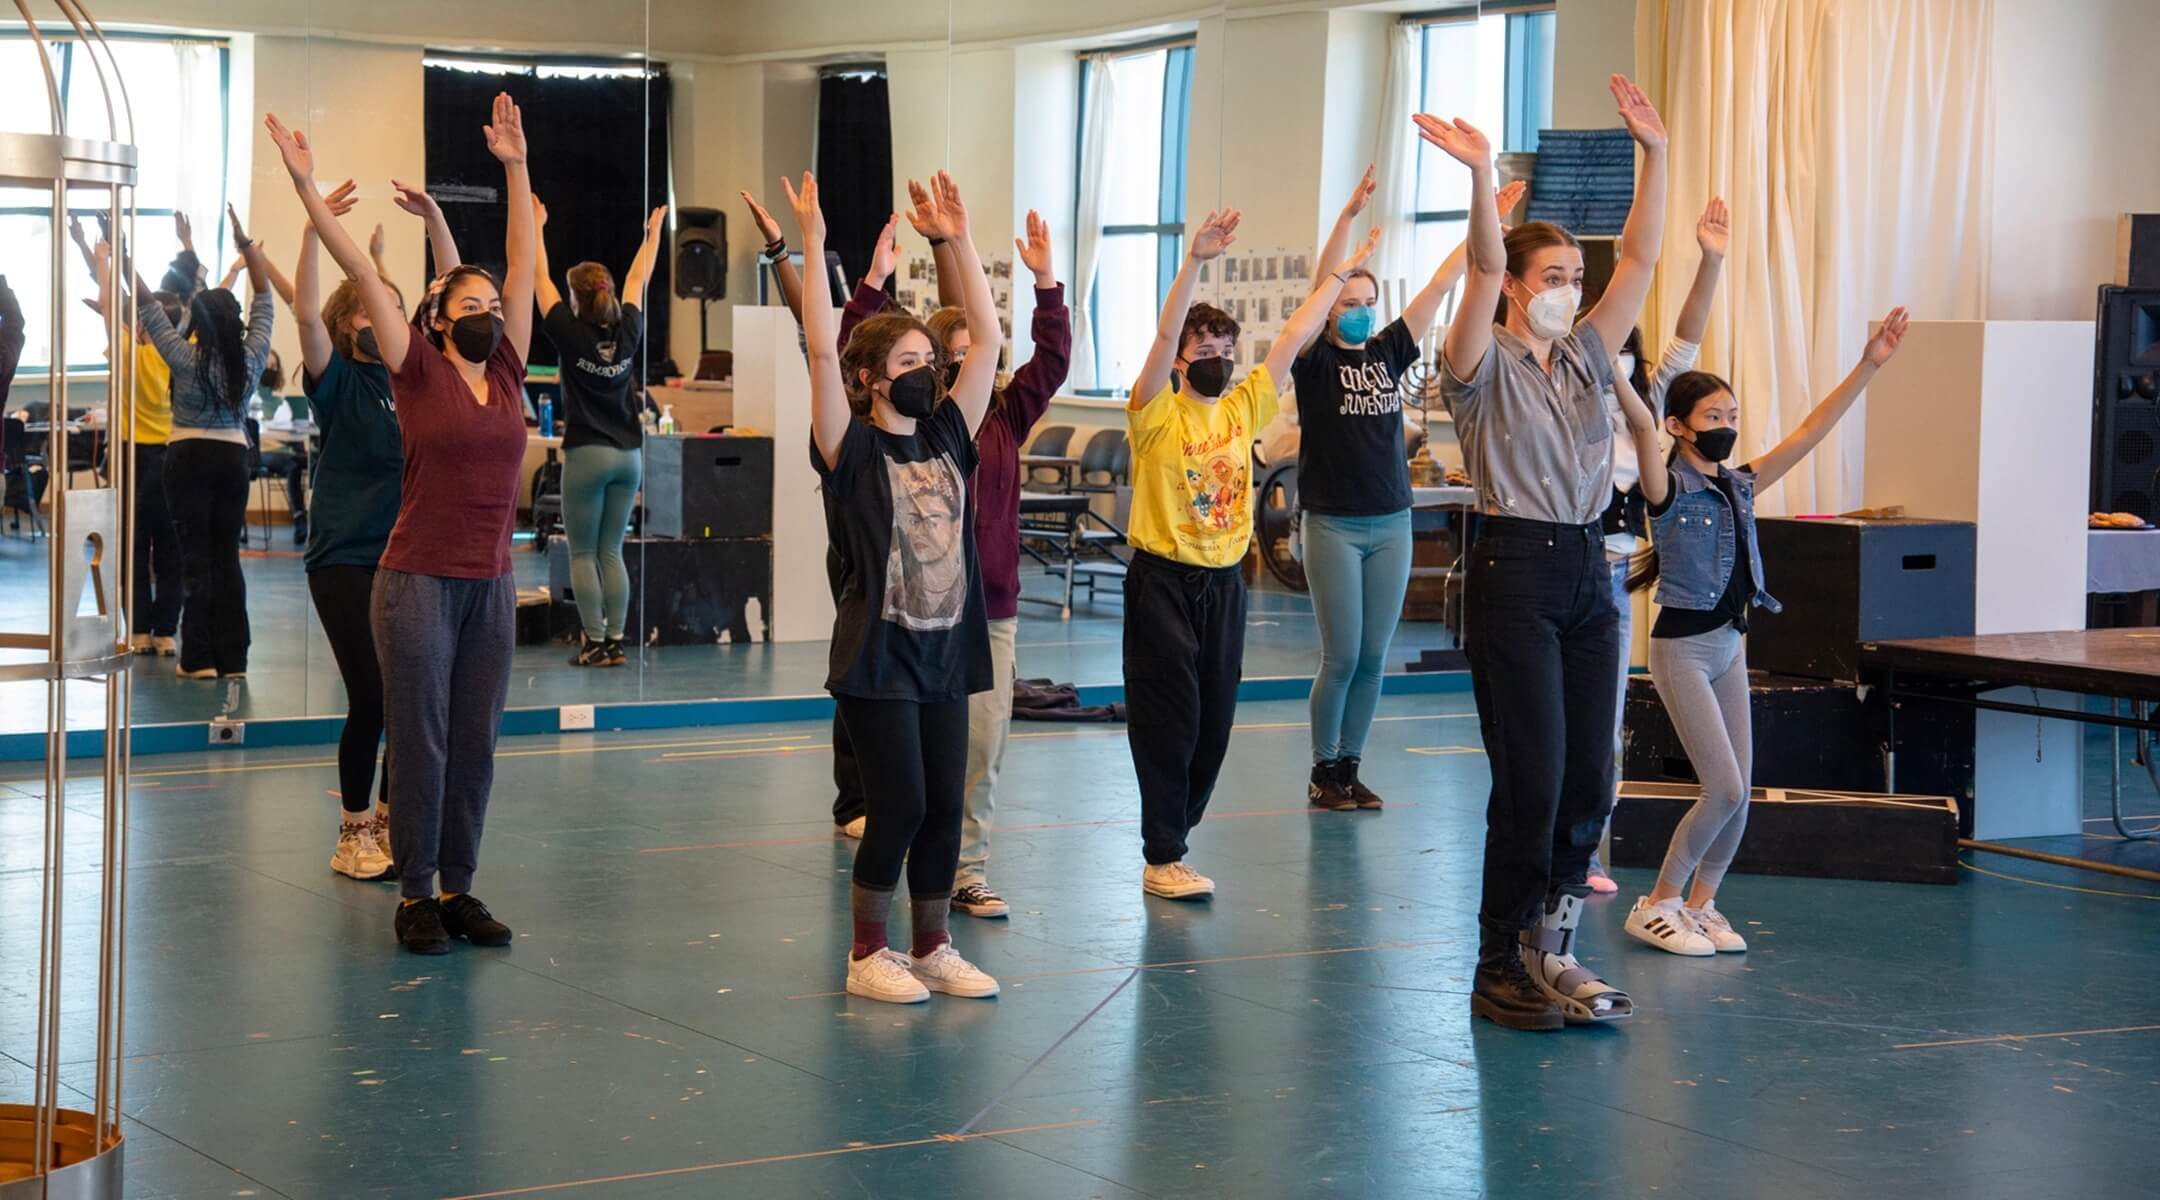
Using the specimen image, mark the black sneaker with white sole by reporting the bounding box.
[440,893,513,946]
[952,884,1009,918]
[395,898,451,955]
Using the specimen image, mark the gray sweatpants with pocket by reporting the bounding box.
[373,568,516,900]
[1647,626,1753,896]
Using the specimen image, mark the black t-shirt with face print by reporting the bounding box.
[1290,314,1419,515]
[811,400,991,702]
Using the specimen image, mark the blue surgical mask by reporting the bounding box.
[1336,305,1377,345]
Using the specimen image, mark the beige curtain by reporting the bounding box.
[1635,0,1994,515]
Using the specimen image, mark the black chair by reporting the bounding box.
[0,415,48,537]
[529,453,564,552]
[1111,437,1132,485]
[1025,424,1075,488]
[1071,429,1125,494]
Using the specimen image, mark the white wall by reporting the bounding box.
[1552,0,1636,128]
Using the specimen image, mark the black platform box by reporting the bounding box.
[643,433,773,540]
[1747,517,1975,683]
[1608,782,1960,885]
[548,536,772,645]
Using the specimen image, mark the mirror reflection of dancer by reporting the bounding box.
[271,94,534,956]
[292,177,462,883]
[1124,207,1380,902]
[790,169,1006,1005]
[532,198,668,668]
[839,196,1074,920]
[1423,76,1668,1032]
[1621,312,1909,956]
[1288,165,1521,813]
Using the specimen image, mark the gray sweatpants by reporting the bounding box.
[373,568,516,900]
[1647,626,1753,896]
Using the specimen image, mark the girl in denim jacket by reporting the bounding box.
[1619,308,1909,956]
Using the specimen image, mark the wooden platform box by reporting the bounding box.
[1607,782,1961,885]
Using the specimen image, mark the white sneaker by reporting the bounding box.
[330,824,368,878]
[153,636,177,657]
[366,808,396,875]
[846,948,930,1004]
[909,943,1000,998]
[1685,901,1748,953]
[840,816,866,839]
[352,824,394,880]
[1143,861,1215,900]
[1624,896,1716,957]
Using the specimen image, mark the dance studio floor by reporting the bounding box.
[4,694,2159,1199]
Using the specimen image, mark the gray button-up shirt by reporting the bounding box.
[1441,321,1618,525]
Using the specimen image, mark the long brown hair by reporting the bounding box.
[840,312,936,418]
[567,261,622,329]
[924,305,1010,397]
[1493,221,1583,325]
[323,276,406,361]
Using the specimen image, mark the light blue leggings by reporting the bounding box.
[1302,509,1414,761]
[562,443,642,641]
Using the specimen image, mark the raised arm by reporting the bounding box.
[529,197,563,315]
[1417,116,1499,381]
[1750,307,1908,490]
[1129,209,1240,408]
[267,112,410,371]
[917,172,1001,435]
[784,173,850,469]
[294,181,358,380]
[1004,208,1073,425]
[1267,228,1380,384]
[1405,179,1525,339]
[742,190,805,320]
[1612,347,1667,509]
[622,205,669,305]
[904,179,963,309]
[227,204,273,303]
[392,180,461,274]
[1582,76,1669,352]
[1670,196,1728,347]
[484,93,535,362]
[1311,164,1375,298]
[843,213,902,354]
[218,256,243,292]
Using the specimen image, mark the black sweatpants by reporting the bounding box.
[130,442,184,638]
[831,713,865,826]
[838,695,967,894]
[1122,550,1247,866]
[1463,516,1619,931]
[164,438,251,674]
[310,565,387,815]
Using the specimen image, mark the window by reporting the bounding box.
[1077,42,1193,394]
[0,34,229,374]
[1411,7,1553,277]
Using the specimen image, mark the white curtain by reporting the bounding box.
[171,42,228,267]
[1368,24,1422,317]
[1637,0,1994,515]
[1068,54,1118,390]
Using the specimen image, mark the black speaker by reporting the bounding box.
[2091,285,2160,521]
[1745,517,1975,683]
[674,207,727,300]
[642,433,773,540]
[2116,215,2160,288]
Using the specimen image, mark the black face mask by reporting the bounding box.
[354,327,381,362]
[1183,357,1232,398]
[1687,426,1739,463]
[447,313,503,364]
[941,361,962,390]
[887,365,939,420]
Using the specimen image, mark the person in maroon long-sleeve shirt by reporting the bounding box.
[830,194,1073,919]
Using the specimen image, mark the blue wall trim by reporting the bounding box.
[1,671,1472,762]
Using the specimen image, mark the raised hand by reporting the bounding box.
[175,211,194,250]
[1696,196,1730,259]
[1609,75,1666,150]
[1189,209,1241,261]
[482,91,528,165]
[1340,163,1377,220]
[226,203,250,249]
[1494,179,1528,224]
[1412,114,1491,168]
[323,179,359,220]
[369,223,385,260]
[740,191,782,244]
[928,171,970,241]
[263,113,314,183]
[390,179,441,219]
[530,195,549,228]
[644,205,669,242]
[781,172,825,245]
[1336,227,1381,275]
[1863,306,1909,367]
[903,177,939,240]
[1016,209,1054,286]
[868,213,901,284]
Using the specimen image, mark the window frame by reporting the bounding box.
[1407,3,1554,229]
[1,31,232,376]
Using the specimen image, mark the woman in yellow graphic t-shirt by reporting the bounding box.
[1120,208,1380,902]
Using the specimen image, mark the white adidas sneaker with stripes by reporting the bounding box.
[1625,896,1716,957]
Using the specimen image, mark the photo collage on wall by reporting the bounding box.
[1197,248,1311,369]
[898,253,1015,340]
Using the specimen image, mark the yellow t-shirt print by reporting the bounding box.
[1126,364,1278,568]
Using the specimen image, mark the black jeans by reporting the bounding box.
[163,438,251,674]
[1123,550,1247,866]
[310,566,387,815]
[1464,516,1619,930]
[130,442,184,638]
[837,695,967,894]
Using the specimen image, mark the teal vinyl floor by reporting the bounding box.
[4,693,2160,1199]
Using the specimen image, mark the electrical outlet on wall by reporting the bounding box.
[209,718,244,746]
[560,704,595,732]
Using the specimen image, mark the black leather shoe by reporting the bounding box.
[1339,757,1384,809]
[1307,760,1357,811]
[1470,923,1563,1031]
[440,893,513,946]
[395,898,451,956]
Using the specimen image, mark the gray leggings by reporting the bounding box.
[373,569,516,900]
[562,443,641,640]
[1647,626,1752,896]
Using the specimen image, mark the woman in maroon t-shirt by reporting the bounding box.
[268,94,537,957]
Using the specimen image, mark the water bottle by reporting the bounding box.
[660,404,676,435]
[538,395,554,439]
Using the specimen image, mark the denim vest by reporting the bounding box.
[1648,457,1781,615]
